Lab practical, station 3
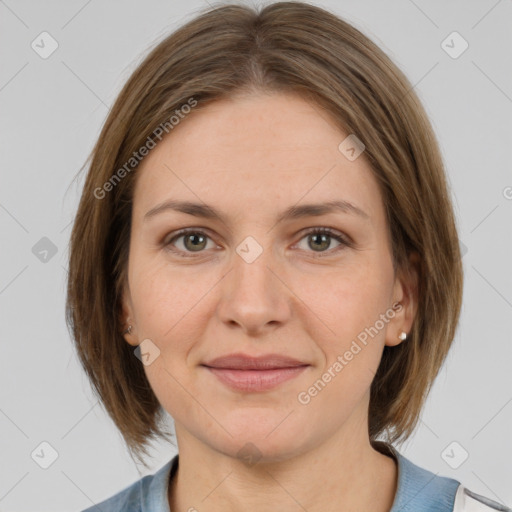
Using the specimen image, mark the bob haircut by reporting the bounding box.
[66,0,463,468]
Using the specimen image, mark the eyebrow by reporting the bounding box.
[144,199,370,224]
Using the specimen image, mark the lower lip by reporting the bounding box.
[203,365,309,392]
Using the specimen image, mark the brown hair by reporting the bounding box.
[66,0,463,468]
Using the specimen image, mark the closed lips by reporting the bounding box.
[202,353,309,370]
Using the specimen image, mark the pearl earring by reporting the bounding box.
[123,325,133,335]
[398,331,407,341]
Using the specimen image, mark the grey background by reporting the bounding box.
[1,0,511,510]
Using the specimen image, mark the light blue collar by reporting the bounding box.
[379,442,461,511]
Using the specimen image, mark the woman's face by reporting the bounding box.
[122,92,416,462]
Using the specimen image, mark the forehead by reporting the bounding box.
[132,92,384,225]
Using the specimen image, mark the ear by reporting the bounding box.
[119,280,138,347]
[385,251,420,347]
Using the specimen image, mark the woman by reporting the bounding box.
[66,2,510,511]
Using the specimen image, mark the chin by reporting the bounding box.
[203,422,308,464]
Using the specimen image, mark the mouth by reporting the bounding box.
[202,353,308,370]
[201,364,310,392]
[200,352,310,392]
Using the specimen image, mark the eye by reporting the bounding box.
[164,229,216,257]
[294,227,349,256]
[164,227,350,258]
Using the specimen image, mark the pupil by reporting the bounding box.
[311,233,329,251]
[186,234,206,251]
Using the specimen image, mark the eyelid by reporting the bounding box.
[298,226,352,245]
[163,227,217,245]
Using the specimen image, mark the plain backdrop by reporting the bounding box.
[0,0,511,510]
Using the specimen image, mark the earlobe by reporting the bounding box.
[122,322,138,346]
[385,314,409,348]
[385,252,420,347]
[119,284,138,346]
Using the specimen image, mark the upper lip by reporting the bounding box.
[202,353,309,370]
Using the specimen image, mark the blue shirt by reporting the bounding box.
[81,443,510,511]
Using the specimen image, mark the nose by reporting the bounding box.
[216,241,291,336]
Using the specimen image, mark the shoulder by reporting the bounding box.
[453,485,512,512]
[374,441,511,512]
[81,455,178,512]
[391,448,460,512]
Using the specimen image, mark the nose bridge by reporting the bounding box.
[217,233,289,331]
[232,233,279,298]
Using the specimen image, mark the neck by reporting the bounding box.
[168,424,397,512]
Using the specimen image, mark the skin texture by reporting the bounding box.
[121,92,418,512]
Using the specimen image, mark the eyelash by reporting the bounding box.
[163,227,351,258]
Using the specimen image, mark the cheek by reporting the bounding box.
[299,261,394,405]
[128,259,222,398]
[129,253,202,337]
[297,271,390,413]
[302,259,393,340]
